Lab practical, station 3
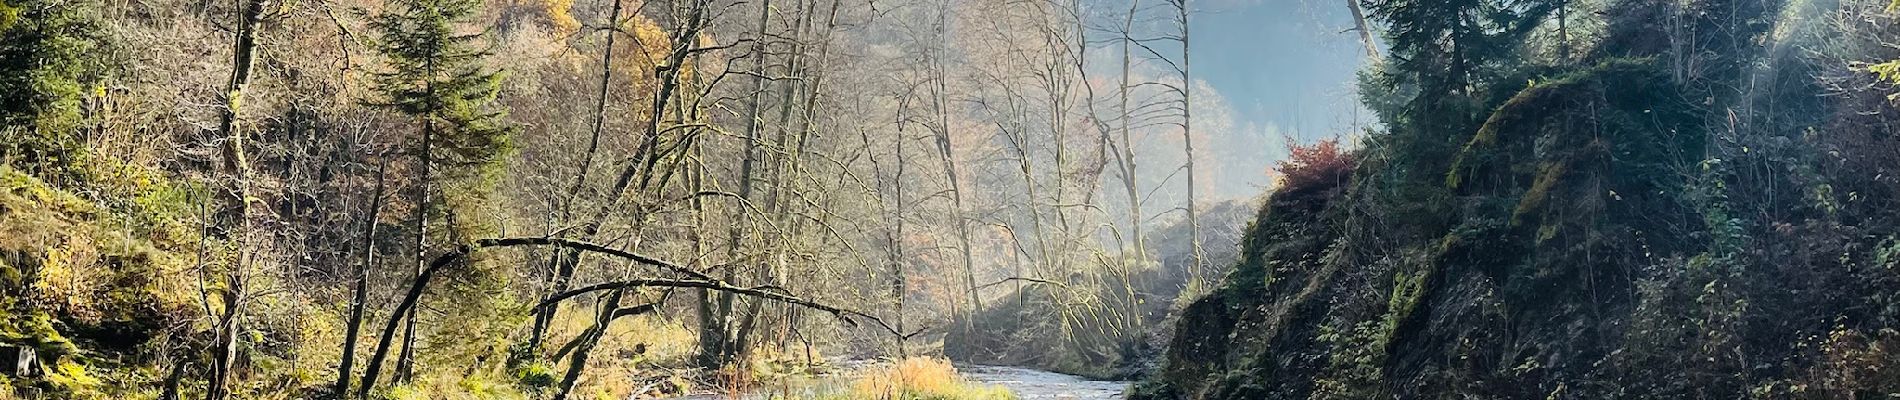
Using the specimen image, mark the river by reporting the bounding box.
[665,364,1129,400]
[957,365,1129,399]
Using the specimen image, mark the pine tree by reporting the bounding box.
[1357,0,1555,233]
[357,0,512,394]
[366,0,513,173]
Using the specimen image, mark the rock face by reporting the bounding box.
[1131,0,1900,398]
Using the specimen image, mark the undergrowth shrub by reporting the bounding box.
[1274,139,1355,192]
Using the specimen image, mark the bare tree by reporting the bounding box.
[208,0,277,396]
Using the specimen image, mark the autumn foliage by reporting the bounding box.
[1273,138,1354,191]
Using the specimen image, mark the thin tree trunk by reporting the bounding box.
[1176,0,1205,288]
[335,161,386,397]
[930,0,983,324]
[1117,0,1145,272]
[1004,105,1055,278]
[1557,0,1568,61]
[890,113,910,358]
[363,44,438,399]
[707,0,773,368]
[1116,0,1147,343]
[208,0,270,397]
[392,18,445,383]
[533,0,627,353]
[208,287,242,400]
[394,96,435,387]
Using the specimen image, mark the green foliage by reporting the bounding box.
[512,361,556,389]
[367,0,515,175]
[0,165,199,399]
[1134,0,1892,395]
[1311,320,1387,399]
[0,0,110,178]
[1869,60,1900,101]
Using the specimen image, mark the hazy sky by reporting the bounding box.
[1192,0,1369,141]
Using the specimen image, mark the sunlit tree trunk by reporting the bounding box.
[335,161,385,397]
[926,0,984,330]
[1345,0,1381,61]
[1173,0,1206,290]
[1112,0,1149,347]
[208,0,271,396]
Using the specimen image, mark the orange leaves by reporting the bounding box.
[1273,138,1355,191]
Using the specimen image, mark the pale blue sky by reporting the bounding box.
[1191,0,1369,141]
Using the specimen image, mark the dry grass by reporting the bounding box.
[820,357,1015,400]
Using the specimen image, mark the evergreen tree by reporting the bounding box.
[0,0,108,176]
[357,0,512,393]
[366,0,513,173]
[1355,0,1556,235]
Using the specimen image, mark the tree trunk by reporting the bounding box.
[552,288,624,400]
[393,34,443,385]
[1344,0,1381,61]
[335,161,386,397]
[1175,0,1206,289]
[889,113,910,358]
[927,0,983,329]
[1116,0,1147,343]
[208,0,270,397]
[533,0,627,351]
[703,0,773,369]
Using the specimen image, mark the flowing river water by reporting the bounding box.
[668,364,1129,400]
[956,365,1129,399]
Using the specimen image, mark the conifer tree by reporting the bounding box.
[366,0,513,172]
[356,0,512,394]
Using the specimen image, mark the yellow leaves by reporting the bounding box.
[541,0,578,35]
[613,15,677,87]
[1868,60,1900,102]
[36,241,104,323]
[0,0,17,31]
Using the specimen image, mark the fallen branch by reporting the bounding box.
[975,276,1069,291]
[534,279,888,333]
[356,237,888,398]
[358,238,701,397]
[551,299,668,362]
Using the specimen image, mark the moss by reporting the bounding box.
[1447,58,1668,192]
[0,163,200,397]
[1513,160,1570,226]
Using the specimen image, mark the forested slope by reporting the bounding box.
[0,0,1279,395]
[1134,0,1900,398]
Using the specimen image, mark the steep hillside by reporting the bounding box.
[1134,0,1900,398]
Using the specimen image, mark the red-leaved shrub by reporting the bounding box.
[1274,138,1355,191]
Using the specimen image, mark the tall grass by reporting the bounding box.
[820,357,1015,400]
